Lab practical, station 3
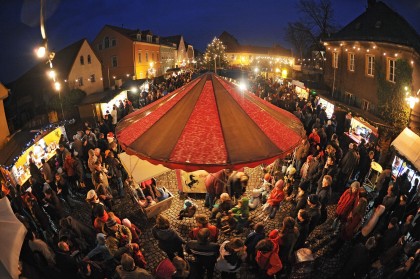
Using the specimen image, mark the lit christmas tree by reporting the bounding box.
[204,37,228,71]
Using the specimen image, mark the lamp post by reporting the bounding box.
[214,54,217,74]
[405,86,419,128]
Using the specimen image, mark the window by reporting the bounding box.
[111,56,118,68]
[90,74,96,82]
[136,34,142,40]
[87,55,91,64]
[80,55,84,65]
[366,55,375,76]
[155,38,159,44]
[138,51,142,63]
[146,52,149,62]
[152,53,155,61]
[104,37,110,48]
[333,52,338,68]
[387,58,396,82]
[111,39,116,47]
[344,92,354,105]
[157,53,160,61]
[78,77,83,86]
[348,53,355,71]
[147,35,152,42]
[362,99,370,111]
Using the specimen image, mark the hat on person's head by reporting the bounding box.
[73,151,78,156]
[287,167,296,176]
[299,180,310,192]
[121,253,135,271]
[104,150,111,158]
[122,218,131,228]
[308,194,319,205]
[269,229,279,239]
[96,233,106,245]
[57,168,63,174]
[86,190,97,200]
[264,173,272,182]
[106,218,117,228]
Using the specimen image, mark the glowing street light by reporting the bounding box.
[36,46,46,58]
[130,87,138,93]
[48,69,56,79]
[406,96,419,110]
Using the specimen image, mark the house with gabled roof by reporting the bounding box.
[93,25,176,88]
[6,39,103,131]
[161,35,194,67]
[322,0,420,131]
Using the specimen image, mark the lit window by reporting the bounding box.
[78,77,84,86]
[80,56,84,65]
[366,55,375,76]
[333,52,338,69]
[138,51,142,63]
[90,74,96,82]
[348,53,355,71]
[111,56,118,68]
[146,52,149,62]
[87,55,91,64]
[387,58,396,82]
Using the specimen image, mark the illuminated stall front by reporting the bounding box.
[316,97,335,119]
[0,126,66,186]
[345,116,378,144]
[292,80,309,100]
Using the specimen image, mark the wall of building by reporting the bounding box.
[133,42,161,79]
[67,41,104,95]
[92,27,134,89]
[160,45,176,74]
[0,84,10,149]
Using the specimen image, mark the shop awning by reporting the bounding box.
[0,130,37,167]
[119,152,170,183]
[391,128,420,171]
[78,89,120,105]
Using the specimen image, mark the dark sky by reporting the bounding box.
[0,0,419,84]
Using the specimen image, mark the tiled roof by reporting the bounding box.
[161,35,183,49]
[105,25,160,42]
[324,1,420,53]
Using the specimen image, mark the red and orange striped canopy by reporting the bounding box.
[116,73,305,172]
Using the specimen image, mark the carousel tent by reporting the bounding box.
[391,127,420,171]
[116,73,305,172]
[0,198,27,279]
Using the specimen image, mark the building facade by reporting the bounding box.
[323,1,420,130]
[219,31,294,70]
[0,84,10,149]
[161,35,195,67]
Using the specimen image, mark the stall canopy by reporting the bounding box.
[391,128,420,171]
[0,198,27,279]
[116,73,305,172]
[119,152,170,182]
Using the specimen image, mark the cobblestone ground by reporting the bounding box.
[70,166,346,278]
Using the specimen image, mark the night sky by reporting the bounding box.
[0,0,419,84]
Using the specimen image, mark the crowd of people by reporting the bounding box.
[0,71,419,279]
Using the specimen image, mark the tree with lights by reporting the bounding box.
[204,37,229,71]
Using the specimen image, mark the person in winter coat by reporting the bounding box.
[341,197,368,240]
[278,217,300,266]
[204,169,232,208]
[337,143,360,191]
[186,228,220,279]
[306,194,322,234]
[115,253,153,279]
[333,181,360,233]
[295,209,310,249]
[316,175,332,224]
[264,179,285,219]
[255,239,283,278]
[291,181,310,218]
[216,238,247,279]
[122,218,142,246]
[244,223,266,268]
[227,171,249,202]
[153,214,185,260]
[295,139,310,175]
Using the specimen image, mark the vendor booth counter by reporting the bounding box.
[119,152,174,219]
[345,116,378,144]
[0,126,66,186]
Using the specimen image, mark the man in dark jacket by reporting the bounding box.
[341,236,376,279]
[316,175,332,224]
[244,222,265,268]
[295,209,310,249]
[337,143,359,191]
[306,194,321,234]
[186,228,220,279]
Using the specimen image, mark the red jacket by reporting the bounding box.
[256,250,283,276]
[268,188,284,206]
[336,189,359,220]
[205,170,228,195]
[63,157,76,177]
[308,132,320,145]
[190,224,219,242]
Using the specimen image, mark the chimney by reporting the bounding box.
[367,0,376,9]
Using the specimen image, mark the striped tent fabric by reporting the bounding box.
[116,73,305,172]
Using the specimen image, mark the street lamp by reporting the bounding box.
[405,87,419,128]
[214,55,217,74]
[54,81,65,120]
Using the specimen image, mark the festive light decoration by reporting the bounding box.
[203,37,228,70]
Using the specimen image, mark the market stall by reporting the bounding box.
[78,89,124,122]
[292,80,309,100]
[0,126,66,186]
[344,116,378,144]
[390,128,420,185]
[316,96,335,119]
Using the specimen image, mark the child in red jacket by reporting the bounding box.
[263,180,285,219]
[255,239,283,278]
